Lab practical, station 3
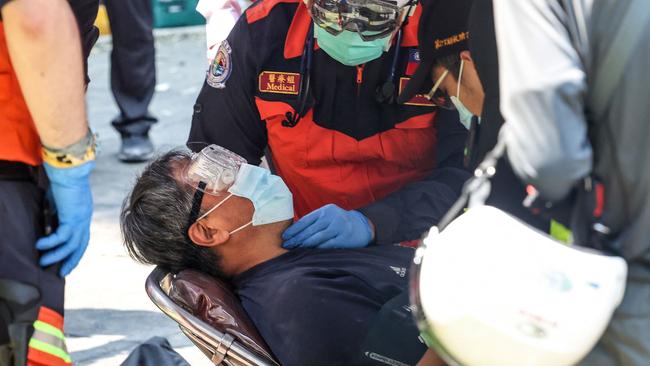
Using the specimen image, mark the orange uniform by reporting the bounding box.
[0,22,41,166]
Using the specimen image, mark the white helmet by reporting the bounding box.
[411,205,627,366]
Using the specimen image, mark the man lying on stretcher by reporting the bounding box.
[120,145,432,366]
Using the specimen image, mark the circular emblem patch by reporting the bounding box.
[207,41,232,89]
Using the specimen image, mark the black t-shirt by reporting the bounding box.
[233,246,425,366]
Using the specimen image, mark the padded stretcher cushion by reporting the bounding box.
[168,269,275,361]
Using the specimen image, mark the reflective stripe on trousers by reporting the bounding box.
[27,307,71,366]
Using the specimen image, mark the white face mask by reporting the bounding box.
[450,59,475,130]
[197,164,294,235]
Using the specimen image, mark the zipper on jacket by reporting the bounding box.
[356,64,365,96]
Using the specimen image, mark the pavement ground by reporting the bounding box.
[64,27,212,366]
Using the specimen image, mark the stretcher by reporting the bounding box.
[145,266,280,366]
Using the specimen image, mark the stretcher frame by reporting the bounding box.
[145,266,280,366]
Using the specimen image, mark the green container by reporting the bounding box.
[153,0,205,28]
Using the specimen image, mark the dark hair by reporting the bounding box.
[120,149,223,278]
[435,53,462,79]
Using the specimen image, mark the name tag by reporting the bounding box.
[258,71,301,95]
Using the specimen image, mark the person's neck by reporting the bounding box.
[221,229,288,276]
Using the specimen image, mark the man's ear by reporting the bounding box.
[460,50,473,63]
[188,220,230,248]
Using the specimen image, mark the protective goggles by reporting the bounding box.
[310,0,408,41]
[183,145,247,226]
[426,69,454,110]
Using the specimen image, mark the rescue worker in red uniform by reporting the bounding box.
[188,0,470,249]
[0,0,98,364]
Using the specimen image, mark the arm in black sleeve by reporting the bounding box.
[187,14,268,165]
[359,109,471,245]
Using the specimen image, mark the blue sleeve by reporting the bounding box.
[359,109,471,245]
[187,14,268,165]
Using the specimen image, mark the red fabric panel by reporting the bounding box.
[246,0,300,24]
[256,97,437,218]
[283,2,312,59]
[27,348,70,366]
[0,23,42,166]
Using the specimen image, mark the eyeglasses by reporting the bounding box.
[310,0,409,41]
[426,69,454,110]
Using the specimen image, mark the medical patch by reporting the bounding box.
[207,41,232,89]
[258,71,301,95]
[405,49,420,76]
[398,77,435,107]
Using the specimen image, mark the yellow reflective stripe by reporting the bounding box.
[28,339,72,363]
[550,219,573,244]
[31,328,67,353]
[33,320,65,341]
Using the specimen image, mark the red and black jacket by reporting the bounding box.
[188,0,470,244]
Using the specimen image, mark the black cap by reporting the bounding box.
[398,0,474,104]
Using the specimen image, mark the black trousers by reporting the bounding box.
[104,0,157,130]
[120,337,190,366]
[0,179,64,365]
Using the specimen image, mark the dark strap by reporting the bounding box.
[0,161,37,182]
[187,181,208,228]
[0,161,49,190]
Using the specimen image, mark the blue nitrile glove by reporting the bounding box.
[36,161,95,277]
[282,204,374,249]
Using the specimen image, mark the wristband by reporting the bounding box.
[42,129,97,168]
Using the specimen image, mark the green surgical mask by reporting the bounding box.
[314,25,391,66]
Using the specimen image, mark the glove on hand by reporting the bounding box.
[36,161,95,277]
[282,204,373,249]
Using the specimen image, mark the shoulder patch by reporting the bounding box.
[245,0,300,24]
[207,41,233,89]
[405,49,420,76]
